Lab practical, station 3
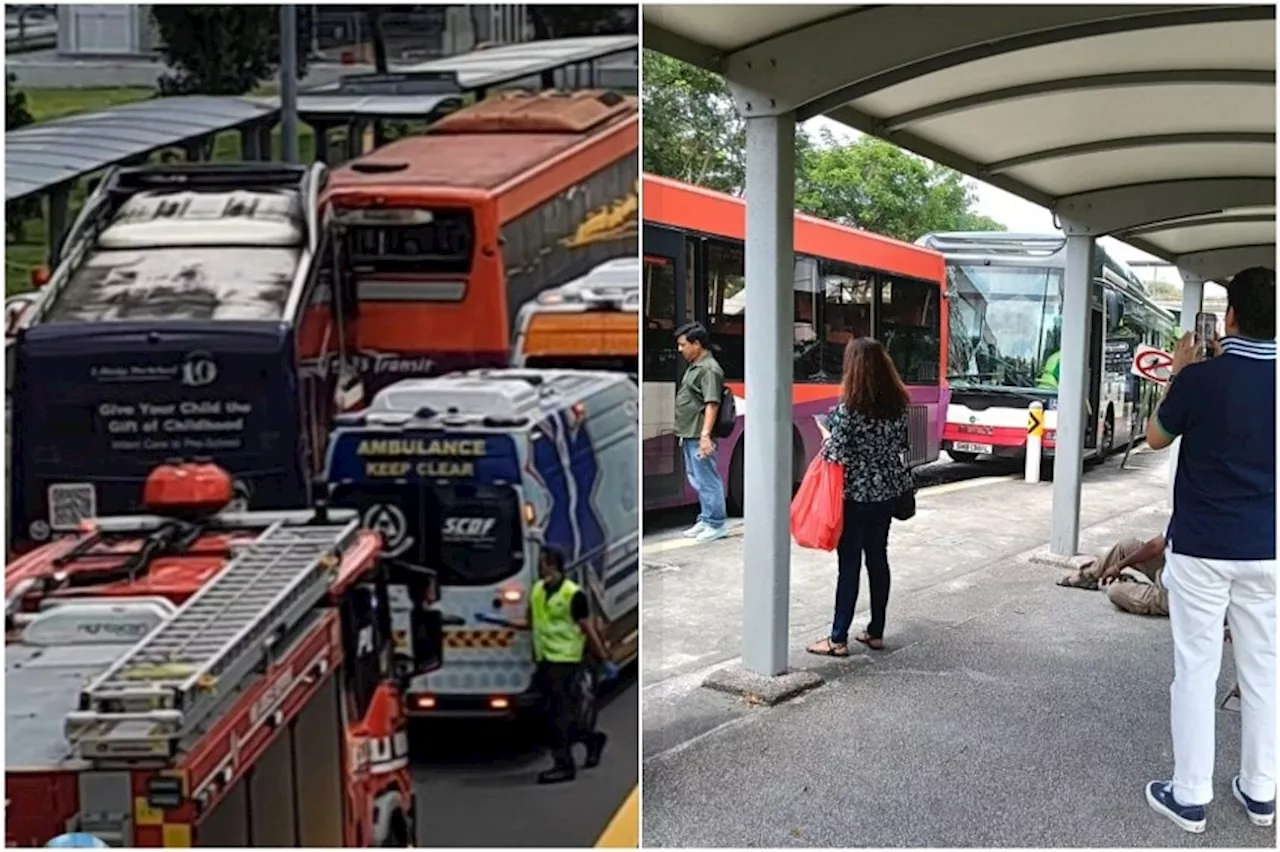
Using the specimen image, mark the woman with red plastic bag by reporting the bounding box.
[805,337,915,657]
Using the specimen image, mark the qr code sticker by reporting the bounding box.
[48,483,97,531]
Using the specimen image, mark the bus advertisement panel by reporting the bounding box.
[642,175,949,514]
[916,232,1178,462]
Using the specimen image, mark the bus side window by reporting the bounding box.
[704,240,746,381]
[879,275,941,384]
[821,262,874,376]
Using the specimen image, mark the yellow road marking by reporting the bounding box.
[596,786,639,848]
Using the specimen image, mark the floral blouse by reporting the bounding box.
[819,403,914,503]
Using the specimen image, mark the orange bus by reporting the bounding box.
[311,89,638,401]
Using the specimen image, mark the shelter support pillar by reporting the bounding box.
[1049,226,1095,556]
[45,183,71,267]
[741,111,795,676]
[1178,270,1204,334]
[240,125,262,161]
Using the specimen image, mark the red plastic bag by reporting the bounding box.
[790,456,845,550]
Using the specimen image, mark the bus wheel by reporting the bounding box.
[727,440,745,517]
[1099,409,1115,457]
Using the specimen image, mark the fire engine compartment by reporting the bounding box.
[6,601,349,847]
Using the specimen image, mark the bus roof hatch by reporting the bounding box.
[428,89,635,135]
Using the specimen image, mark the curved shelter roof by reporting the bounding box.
[5,95,279,203]
[644,4,1276,283]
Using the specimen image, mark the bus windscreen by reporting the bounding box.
[340,208,476,276]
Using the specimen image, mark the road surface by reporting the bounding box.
[645,451,1028,535]
[412,670,638,848]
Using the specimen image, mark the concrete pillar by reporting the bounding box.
[240,125,262,161]
[1179,270,1204,334]
[1049,229,1095,556]
[741,111,796,676]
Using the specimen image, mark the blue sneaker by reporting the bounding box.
[1232,776,1276,827]
[1145,781,1206,833]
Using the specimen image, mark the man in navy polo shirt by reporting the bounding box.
[1144,266,1276,833]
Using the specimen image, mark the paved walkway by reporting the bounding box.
[641,448,1271,847]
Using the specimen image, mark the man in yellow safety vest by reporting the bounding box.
[521,546,615,784]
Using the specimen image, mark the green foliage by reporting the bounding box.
[642,50,812,194]
[528,5,637,38]
[6,73,38,243]
[151,6,312,96]
[6,72,32,129]
[643,51,1008,243]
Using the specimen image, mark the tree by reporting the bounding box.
[152,6,312,96]
[642,50,813,195]
[797,129,1005,242]
[6,73,37,243]
[644,52,1008,242]
[528,5,637,39]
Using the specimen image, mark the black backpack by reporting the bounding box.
[711,383,736,438]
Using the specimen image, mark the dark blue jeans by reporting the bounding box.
[830,498,895,644]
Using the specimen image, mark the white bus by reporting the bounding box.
[915,232,1178,462]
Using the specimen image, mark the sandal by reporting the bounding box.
[854,631,885,651]
[1056,571,1099,590]
[806,638,849,657]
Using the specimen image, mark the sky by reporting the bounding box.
[804,116,1195,292]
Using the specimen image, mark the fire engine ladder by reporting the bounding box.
[65,517,360,762]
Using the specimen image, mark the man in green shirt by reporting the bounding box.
[674,322,728,543]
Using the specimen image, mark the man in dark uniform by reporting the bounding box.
[516,546,616,784]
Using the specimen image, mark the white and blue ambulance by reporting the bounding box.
[324,368,638,717]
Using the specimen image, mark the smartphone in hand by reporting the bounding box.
[1195,311,1217,358]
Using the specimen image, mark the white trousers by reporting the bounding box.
[1164,551,1276,806]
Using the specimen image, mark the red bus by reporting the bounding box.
[313,89,638,389]
[642,174,949,513]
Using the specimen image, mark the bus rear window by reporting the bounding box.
[340,208,475,276]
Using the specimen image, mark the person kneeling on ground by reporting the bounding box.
[1057,534,1169,617]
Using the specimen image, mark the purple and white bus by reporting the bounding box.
[642,174,950,514]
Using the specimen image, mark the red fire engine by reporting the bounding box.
[5,462,443,847]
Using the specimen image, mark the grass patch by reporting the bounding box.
[22,87,156,123]
[7,85,318,295]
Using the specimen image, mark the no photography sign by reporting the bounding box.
[1131,344,1174,385]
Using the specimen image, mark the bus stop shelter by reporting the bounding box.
[643,4,1276,678]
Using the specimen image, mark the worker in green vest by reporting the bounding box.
[1038,350,1062,389]
[522,545,616,785]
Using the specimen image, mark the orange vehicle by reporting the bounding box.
[5,463,443,847]
[311,88,638,395]
[510,256,639,376]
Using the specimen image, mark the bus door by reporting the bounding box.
[1085,284,1104,451]
[642,223,691,506]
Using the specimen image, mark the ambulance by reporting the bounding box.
[323,368,639,717]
